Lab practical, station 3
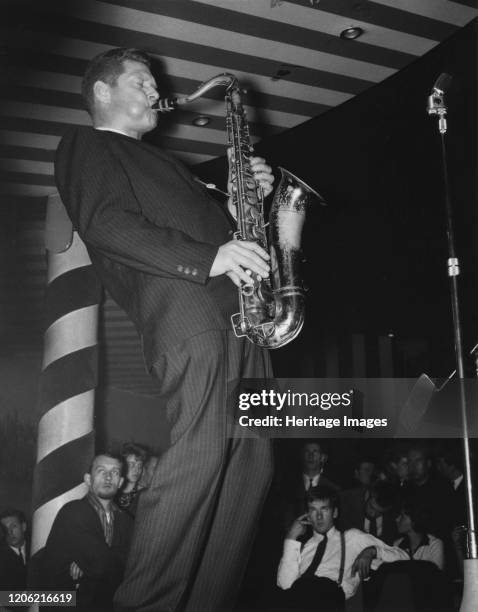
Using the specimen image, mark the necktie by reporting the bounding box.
[16,548,24,565]
[368,517,377,536]
[308,478,314,490]
[303,534,327,577]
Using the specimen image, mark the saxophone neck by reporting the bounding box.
[153,73,239,112]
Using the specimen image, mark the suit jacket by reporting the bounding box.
[339,486,396,545]
[0,542,27,590]
[42,497,133,611]
[54,127,237,365]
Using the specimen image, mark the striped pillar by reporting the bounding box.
[30,193,102,571]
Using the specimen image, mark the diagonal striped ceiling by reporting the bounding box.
[1,0,477,394]
[2,0,477,196]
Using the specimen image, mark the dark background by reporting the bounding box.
[195,20,477,380]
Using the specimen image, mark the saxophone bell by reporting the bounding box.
[159,72,325,348]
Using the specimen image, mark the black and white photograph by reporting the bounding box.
[1,2,477,611]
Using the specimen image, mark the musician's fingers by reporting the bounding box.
[226,270,242,287]
[233,251,270,278]
[253,171,274,183]
[234,240,270,261]
[249,156,267,168]
[230,263,257,286]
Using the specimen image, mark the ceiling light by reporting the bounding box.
[340,27,364,40]
[192,115,210,127]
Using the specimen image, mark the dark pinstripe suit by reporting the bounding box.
[55,127,273,611]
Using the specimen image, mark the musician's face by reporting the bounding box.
[98,60,159,138]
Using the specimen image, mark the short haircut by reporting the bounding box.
[87,452,125,476]
[400,495,432,534]
[121,442,149,463]
[355,456,376,470]
[307,485,339,511]
[81,47,151,116]
[0,508,26,525]
[302,440,326,453]
[408,443,432,461]
[436,445,463,471]
[370,480,398,510]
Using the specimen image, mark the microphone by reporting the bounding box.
[432,73,453,95]
[427,72,452,133]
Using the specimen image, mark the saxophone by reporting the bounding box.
[155,74,324,348]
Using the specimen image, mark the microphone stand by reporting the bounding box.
[427,76,478,609]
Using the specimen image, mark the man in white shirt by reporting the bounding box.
[277,485,408,610]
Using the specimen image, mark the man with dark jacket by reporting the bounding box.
[42,454,133,611]
[54,47,275,612]
[340,480,398,545]
[0,508,28,591]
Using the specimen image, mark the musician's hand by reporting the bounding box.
[210,240,270,287]
[250,156,274,197]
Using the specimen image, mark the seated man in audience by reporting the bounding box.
[281,441,339,530]
[42,453,133,611]
[277,485,408,611]
[340,480,398,544]
[406,444,455,542]
[350,456,376,491]
[435,443,466,527]
[0,508,28,590]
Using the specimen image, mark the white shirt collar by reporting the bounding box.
[312,525,337,540]
[303,473,321,489]
[95,126,131,137]
[454,474,464,490]
[9,543,25,558]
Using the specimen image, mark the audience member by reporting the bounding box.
[340,480,398,544]
[378,445,409,489]
[0,509,28,590]
[394,497,444,570]
[276,485,408,610]
[42,453,133,611]
[367,494,451,612]
[115,442,149,517]
[281,441,339,531]
[405,444,455,542]
[435,444,466,527]
[351,457,376,490]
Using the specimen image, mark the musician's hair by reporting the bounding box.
[82,47,151,116]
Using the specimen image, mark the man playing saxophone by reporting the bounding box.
[54,47,275,612]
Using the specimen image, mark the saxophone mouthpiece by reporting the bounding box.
[151,98,177,112]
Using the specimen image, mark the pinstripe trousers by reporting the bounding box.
[114,330,274,612]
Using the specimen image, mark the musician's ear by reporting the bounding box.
[93,80,111,105]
